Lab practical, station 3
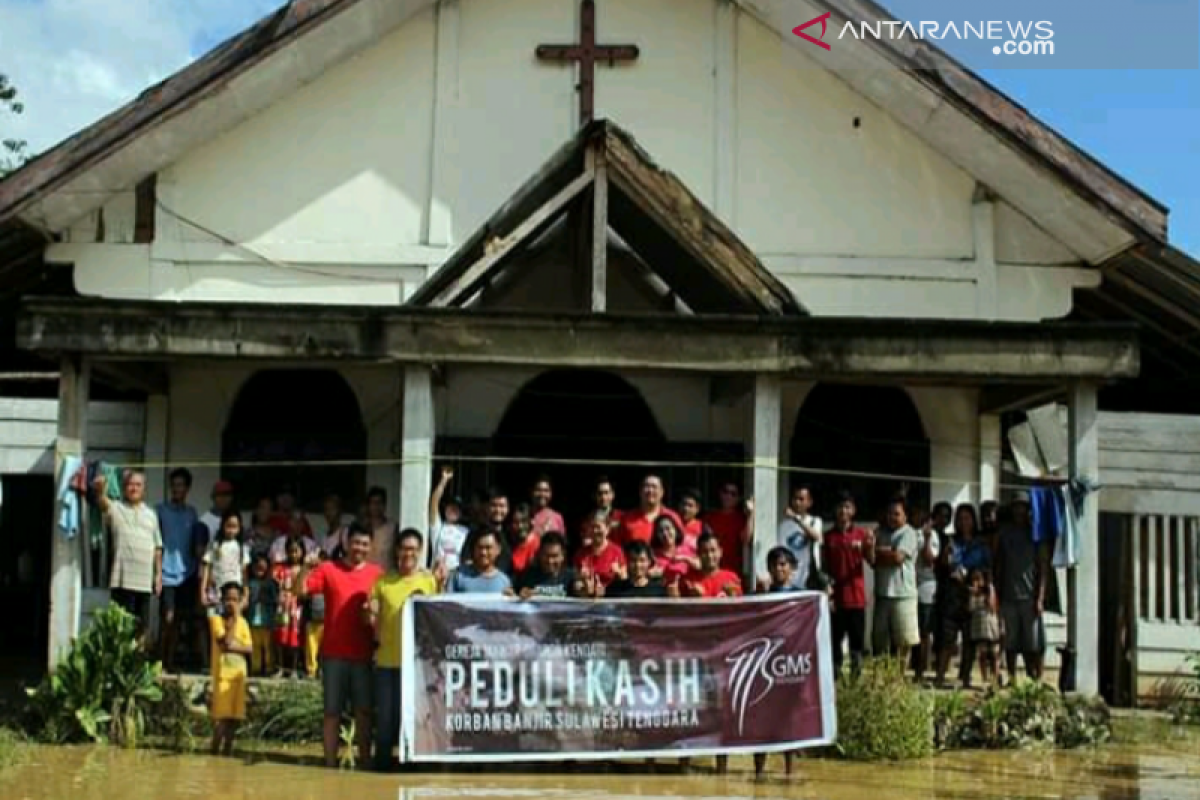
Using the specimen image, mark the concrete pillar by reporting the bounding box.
[141,393,169,645]
[1067,382,1099,695]
[142,394,170,504]
[979,412,1002,503]
[400,366,435,564]
[750,374,781,586]
[49,356,90,668]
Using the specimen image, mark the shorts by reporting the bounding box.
[917,602,936,639]
[1000,601,1045,654]
[322,657,373,715]
[110,588,152,624]
[160,578,197,616]
[873,596,920,652]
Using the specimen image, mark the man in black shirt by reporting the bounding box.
[459,488,514,576]
[514,533,579,598]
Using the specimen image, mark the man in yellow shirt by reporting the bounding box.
[369,528,442,771]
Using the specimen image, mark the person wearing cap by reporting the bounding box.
[993,491,1051,682]
[200,480,236,541]
[428,466,469,572]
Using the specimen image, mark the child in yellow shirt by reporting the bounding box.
[210,582,253,756]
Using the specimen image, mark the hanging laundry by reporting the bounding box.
[56,455,82,539]
[1053,477,1101,569]
[1029,484,1065,545]
[86,462,125,548]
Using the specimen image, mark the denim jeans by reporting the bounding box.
[373,667,401,771]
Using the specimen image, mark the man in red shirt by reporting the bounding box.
[296,523,383,767]
[508,504,542,575]
[617,474,683,546]
[820,492,873,678]
[575,513,627,595]
[702,481,753,582]
[684,530,743,775]
[683,532,743,598]
[577,476,623,554]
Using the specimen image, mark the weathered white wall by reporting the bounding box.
[0,398,145,475]
[167,364,401,513]
[59,0,1094,321]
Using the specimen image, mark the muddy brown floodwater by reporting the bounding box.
[2,742,1198,800]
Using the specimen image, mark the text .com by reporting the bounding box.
[793,15,1055,57]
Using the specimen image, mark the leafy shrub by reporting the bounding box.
[835,657,933,761]
[932,680,1110,750]
[242,681,325,744]
[147,680,211,750]
[148,676,325,747]
[25,604,162,746]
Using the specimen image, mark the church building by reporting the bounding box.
[1,0,1198,704]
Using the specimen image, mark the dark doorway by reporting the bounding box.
[222,370,367,513]
[790,384,930,523]
[492,370,667,527]
[0,474,54,683]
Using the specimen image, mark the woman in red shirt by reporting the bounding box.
[650,515,698,589]
[821,492,873,678]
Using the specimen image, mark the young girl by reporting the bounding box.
[272,539,305,677]
[303,552,327,679]
[967,568,1001,688]
[210,582,252,756]
[245,554,277,676]
[199,511,249,617]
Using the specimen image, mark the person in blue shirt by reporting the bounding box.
[156,467,201,672]
[448,530,513,594]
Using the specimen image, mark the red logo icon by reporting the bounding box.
[793,12,832,50]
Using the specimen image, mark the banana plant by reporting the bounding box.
[26,604,163,746]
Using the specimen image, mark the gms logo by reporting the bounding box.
[725,637,814,736]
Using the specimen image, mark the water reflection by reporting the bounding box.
[0,745,1197,800]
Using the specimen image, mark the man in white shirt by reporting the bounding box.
[774,486,823,589]
[428,466,470,572]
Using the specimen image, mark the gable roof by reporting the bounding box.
[406,119,805,316]
[0,0,1167,252]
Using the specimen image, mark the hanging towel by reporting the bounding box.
[1054,477,1101,569]
[57,455,83,539]
[86,462,124,548]
[1029,485,1065,545]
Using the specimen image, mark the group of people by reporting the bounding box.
[818,490,1051,690]
[95,462,1050,771]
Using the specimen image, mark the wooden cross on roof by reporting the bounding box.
[536,0,639,127]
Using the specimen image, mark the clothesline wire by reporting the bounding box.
[69,452,1110,495]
